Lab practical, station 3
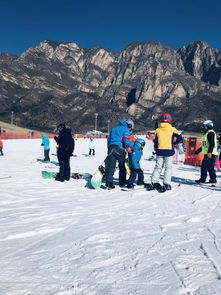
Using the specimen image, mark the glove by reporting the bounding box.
[178,143,184,155]
[207,153,212,158]
[195,149,201,155]
[41,143,44,146]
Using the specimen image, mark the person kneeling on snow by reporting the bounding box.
[127,138,146,189]
[148,113,183,192]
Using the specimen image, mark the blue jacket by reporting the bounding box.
[42,134,50,150]
[130,143,143,170]
[108,120,134,151]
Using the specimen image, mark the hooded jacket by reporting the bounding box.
[42,134,50,151]
[54,128,75,161]
[130,142,143,169]
[154,122,182,156]
[108,120,134,151]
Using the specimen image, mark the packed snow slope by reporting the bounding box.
[0,138,221,295]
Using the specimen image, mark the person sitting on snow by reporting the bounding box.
[127,138,146,189]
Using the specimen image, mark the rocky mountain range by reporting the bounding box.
[0,40,221,133]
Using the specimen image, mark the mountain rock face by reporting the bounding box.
[0,40,221,132]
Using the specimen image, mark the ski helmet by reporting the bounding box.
[126,119,134,129]
[57,123,66,132]
[160,113,172,123]
[135,138,146,148]
[202,120,213,128]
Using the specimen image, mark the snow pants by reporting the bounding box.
[57,159,71,181]
[105,145,126,187]
[89,149,95,156]
[44,149,50,161]
[127,168,144,186]
[151,156,173,185]
[0,147,3,156]
[200,155,216,182]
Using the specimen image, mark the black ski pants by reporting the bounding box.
[127,168,144,186]
[89,149,95,156]
[58,159,71,181]
[200,155,216,182]
[44,149,50,161]
[105,145,126,187]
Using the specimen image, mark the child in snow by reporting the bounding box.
[41,134,50,162]
[127,138,146,189]
[148,113,183,192]
[0,139,3,156]
[88,137,95,156]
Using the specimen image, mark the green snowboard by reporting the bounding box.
[90,165,105,189]
[41,171,58,179]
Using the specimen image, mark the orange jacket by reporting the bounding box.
[126,134,136,153]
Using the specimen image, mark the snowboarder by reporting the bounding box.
[88,137,95,156]
[127,138,146,189]
[104,120,134,189]
[41,134,50,162]
[0,139,3,156]
[195,120,218,183]
[148,113,183,192]
[54,123,75,182]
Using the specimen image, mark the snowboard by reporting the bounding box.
[41,171,91,180]
[90,165,105,189]
[41,171,58,179]
[125,158,131,175]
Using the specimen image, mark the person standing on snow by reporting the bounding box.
[104,120,134,189]
[54,123,75,182]
[88,137,95,156]
[41,134,50,162]
[127,138,146,189]
[0,139,3,156]
[195,120,218,183]
[147,113,183,192]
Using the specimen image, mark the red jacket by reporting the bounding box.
[0,140,3,148]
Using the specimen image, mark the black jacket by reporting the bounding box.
[54,128,75,161]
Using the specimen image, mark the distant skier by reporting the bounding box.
[147,113,183,192]
[195,120,218,183]
[54,123,75,182]
[88,137,95,156]
[104,120,134,189]
[41,134,50,162]
[127,138,146,189]
[0,139,3,156]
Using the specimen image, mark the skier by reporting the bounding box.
[41,134,50,162]
[195,120,218,183]
[147,113,183,192]
[127,138,146,189]
[54,123,75,182]
[0,139,3,156]
[88,137,95,156]
[104,120,134,189]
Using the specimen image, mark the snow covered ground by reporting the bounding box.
[0,138,221,295]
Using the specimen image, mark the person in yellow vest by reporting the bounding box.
[195,120,218,183]
[147,113,183,192]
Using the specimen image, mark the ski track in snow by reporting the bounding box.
[0,138,221,295]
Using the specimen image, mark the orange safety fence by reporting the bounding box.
[184,138,203,166]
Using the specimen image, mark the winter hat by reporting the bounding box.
[126,119,135,129]
[135,138,146,148]
[57,123,66,132]
[160,113,172,124]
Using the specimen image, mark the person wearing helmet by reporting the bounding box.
[105,120,134,189]
[147,113,183,192]
[195,120,218,183]
[54,123,75,182]
[127,138,146,189]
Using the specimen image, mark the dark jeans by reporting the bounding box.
[44,149,50,161]
[127,168,144,186]
[89,149,95,156]
[200,155,216,182]
[0,147,3,156]
[105,145,126,186]
[57,159,71,181]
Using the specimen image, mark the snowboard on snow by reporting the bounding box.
[90,165,105,189]
[41,171,91,180]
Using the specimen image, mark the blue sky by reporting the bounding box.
[0,0,220,55]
